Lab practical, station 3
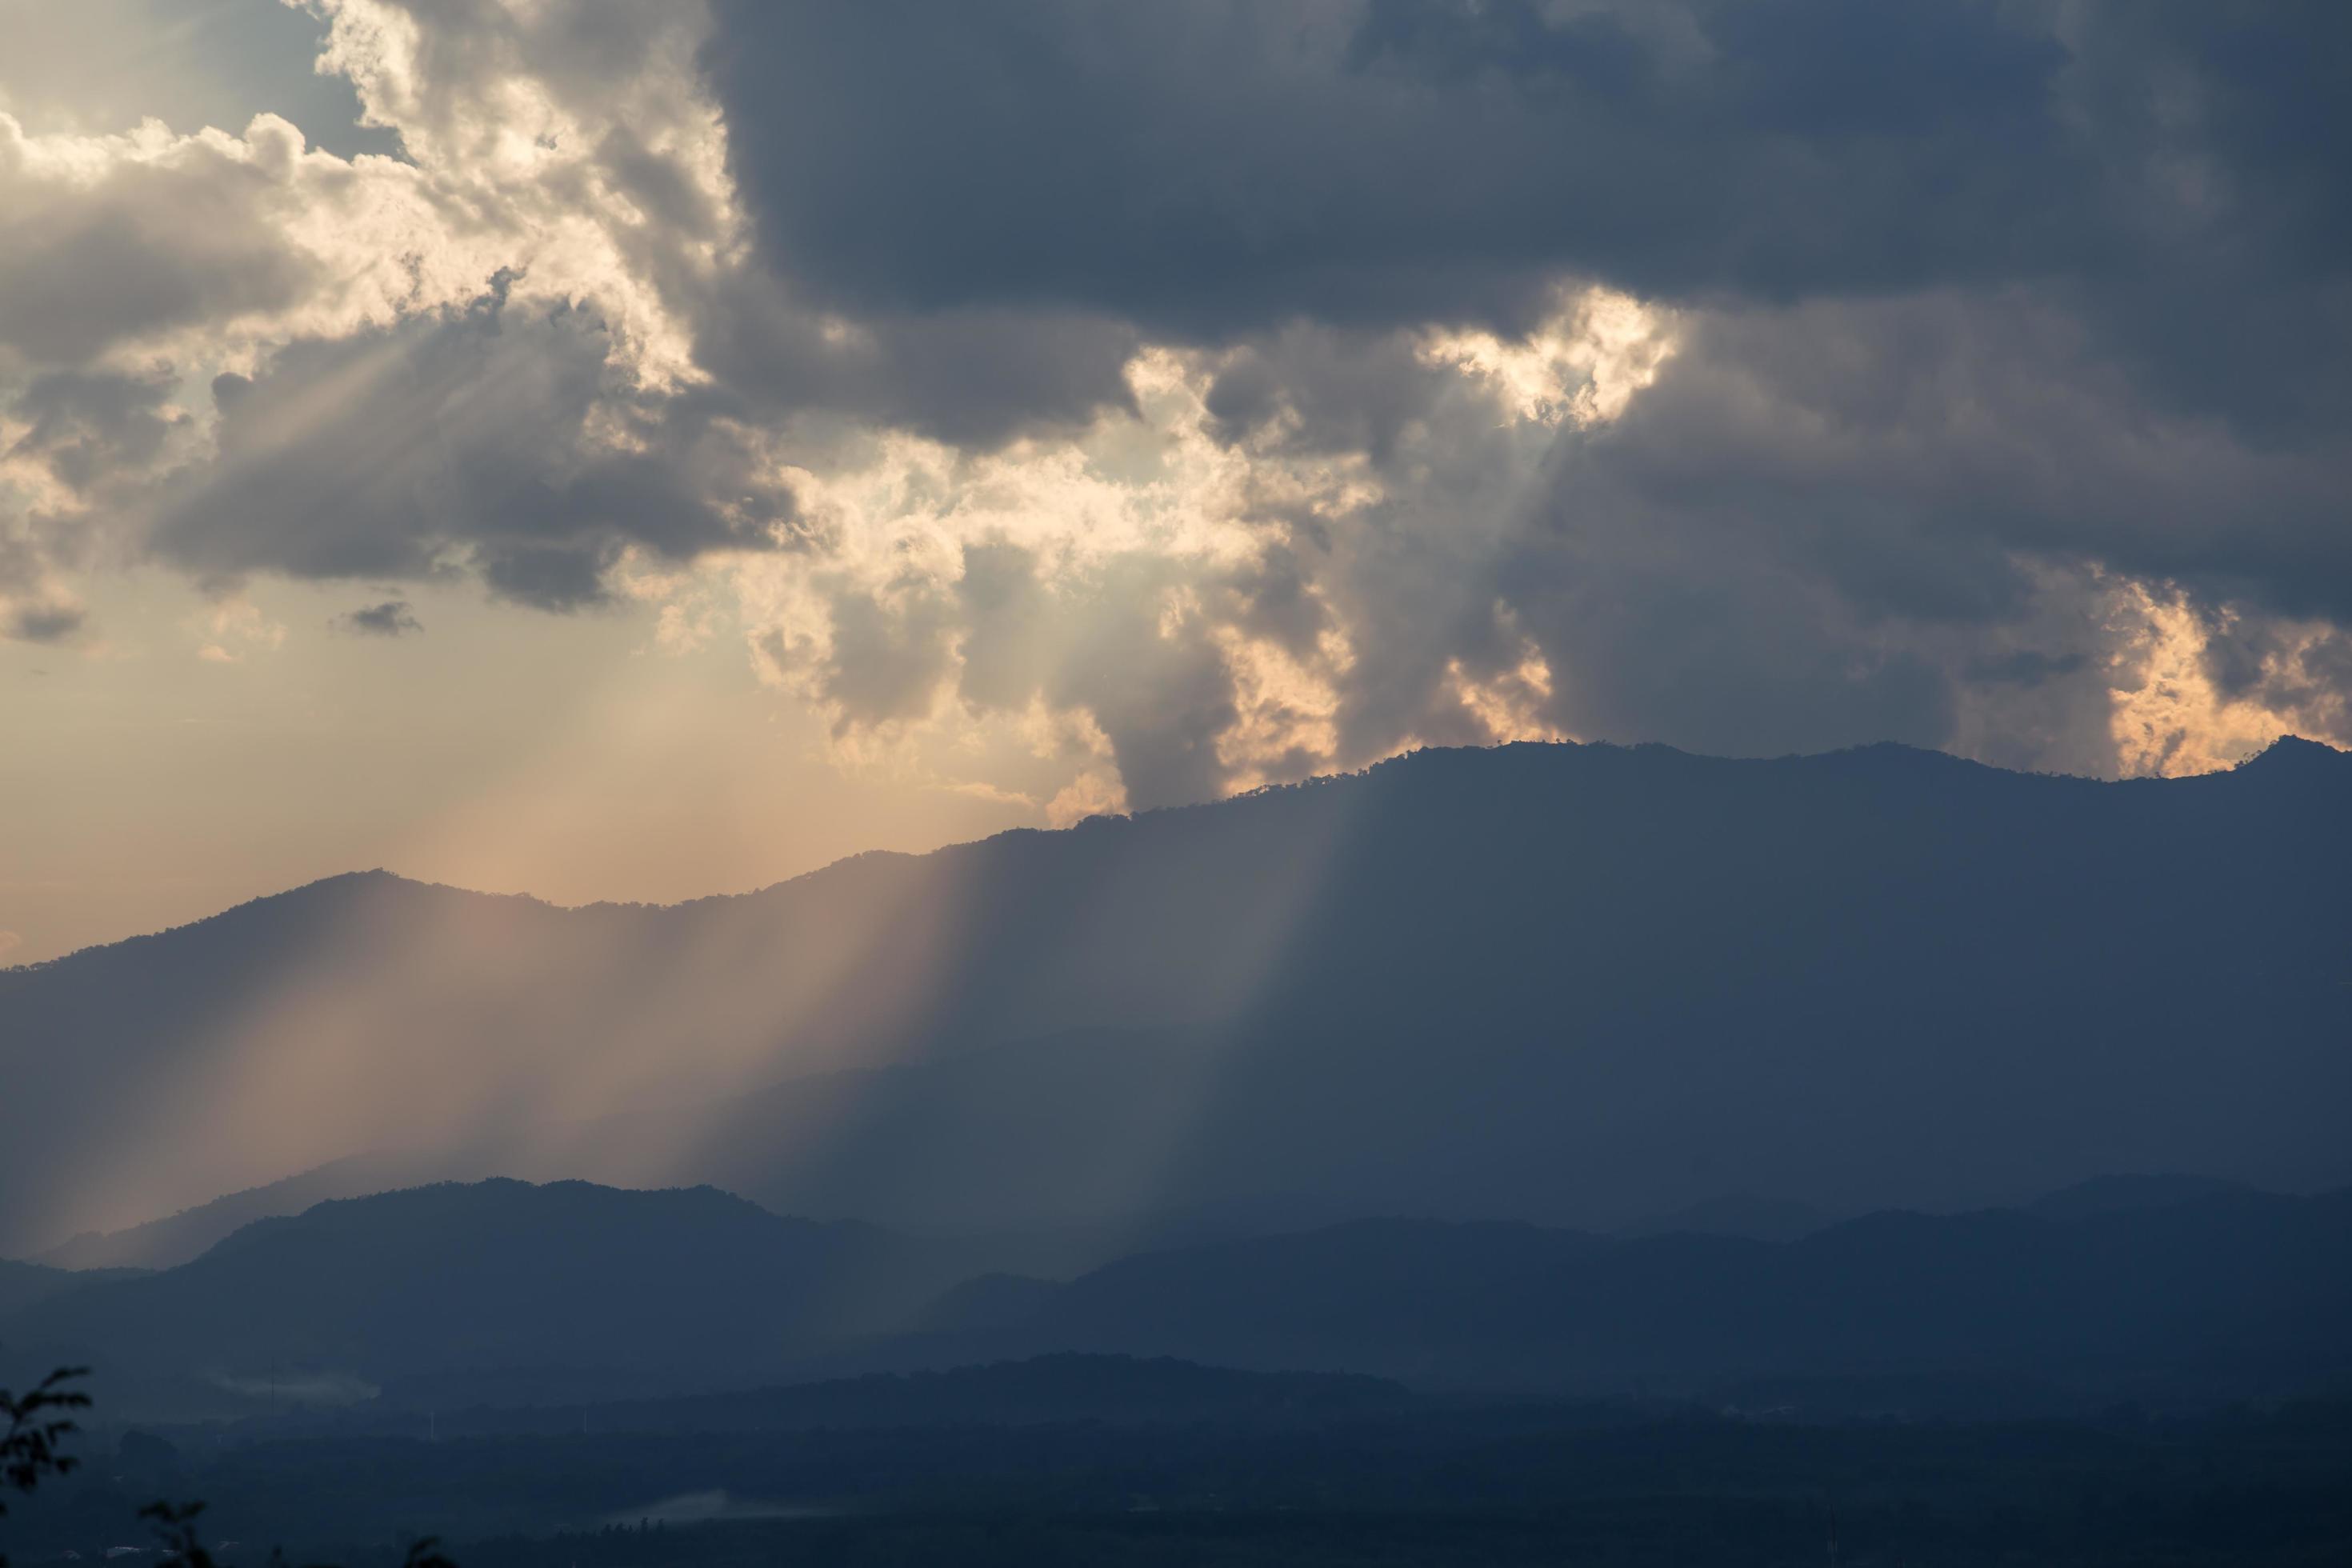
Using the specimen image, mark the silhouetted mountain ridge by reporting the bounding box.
[2235,734,2350,775]
[4,736,2347,1254]
[0,1180,972,1414]
[993,1187,2352,1396]
[11,1178,2349,1419]
[350,1354,1414,1439]
[29,1149,491,1271]
[0,1256,101,1318]
[1617,1194,1828,1242]
[2026,1173,2253,1221]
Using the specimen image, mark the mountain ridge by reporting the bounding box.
[12,733,2344,974]
[0,1178,975,1418]
[991,1187,2352,1395]
[11,1178,2349,1420]
[4,734,2347,1256]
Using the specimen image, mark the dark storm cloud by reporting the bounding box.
[335,599,424,637]
[706,1,2349,420]
[707,0,2064,329]
[2054,2,2352,433]
[150,278,798,610]
[690,274,1141,450]
[1547,294,2352,625]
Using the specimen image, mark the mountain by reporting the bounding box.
[5,735,2349,1254]
[0,1180,967,1415]
[11,1182,2350,1420]
[1617,1193,1828,1242]
[0,1256,143,1318]
[2026,1172,2253,1222]
[914,1272,1065,1334]
[29,1150,491,1271]
[290,1354,1412,1440]
[0,1257,73,1318]
[990,1189,2352,1398]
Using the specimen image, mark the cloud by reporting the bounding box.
[336,598,424,637]
[0,502,91,647]
[721,272,2352,799]
[150,278,795,609]
[1473,287,2352,762]
[191,598,287,664]
[0,114,317,368]
[701,0,2352,470]
[702,2,2332,366]
[2,599,86,645]
[674,0,2351,794]
[690,277,1144,451]
[0,3,761,619]
[4,0,2346,808]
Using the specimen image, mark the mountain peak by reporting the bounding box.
[2236,734,2350,774]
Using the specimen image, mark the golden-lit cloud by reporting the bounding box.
[2108,586,2349,778]
[1418,286,1682,428]
[706,318,1654,812]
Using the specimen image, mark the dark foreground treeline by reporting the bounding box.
[11,1377,2352,1567]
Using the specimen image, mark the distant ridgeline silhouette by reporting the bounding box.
[2,1178,2346,1418]
[2,736,2347,1258]
[0,1181,970,1419]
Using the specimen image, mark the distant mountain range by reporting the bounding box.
[0,1180,968,1418]
[1615,1193,1829,1242]
[2023,1171,2254,1221]
[992,1188,2352,1397]
[349,1353,1414,1440]
[6,1176,2346,1421]
[28,1150,484,1271]
[3,736,2348,1257]
[0,1255,145,1318]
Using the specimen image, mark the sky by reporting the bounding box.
[2,0,2347,966]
